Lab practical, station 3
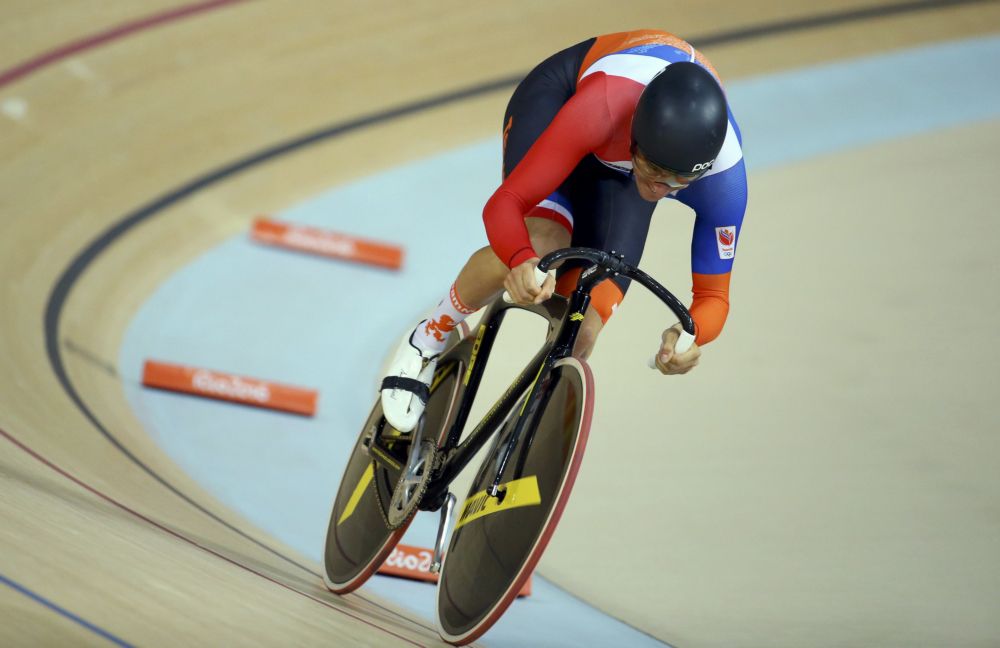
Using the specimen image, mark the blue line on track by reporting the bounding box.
[0,573,135,647]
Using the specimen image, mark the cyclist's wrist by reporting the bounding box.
[508,247,537,269]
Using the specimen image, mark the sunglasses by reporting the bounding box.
[632,149,711,188]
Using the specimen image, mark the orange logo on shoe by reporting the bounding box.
[424,315,456,342]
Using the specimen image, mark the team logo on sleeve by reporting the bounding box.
[715,226,736,259]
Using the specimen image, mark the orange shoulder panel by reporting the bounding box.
[577,29,722,83]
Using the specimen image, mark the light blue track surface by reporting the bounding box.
[119,36,1000,646]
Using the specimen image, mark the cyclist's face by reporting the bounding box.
[631,150,698,202]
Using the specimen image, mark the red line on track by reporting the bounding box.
[1,4,455,642]
[0,0,248,89]
[0,425,427,647]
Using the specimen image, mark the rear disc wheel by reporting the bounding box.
[436,357,595,645]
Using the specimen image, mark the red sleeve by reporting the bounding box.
[689,272,731,346]
[483,74,615,268]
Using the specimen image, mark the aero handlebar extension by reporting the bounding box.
[501,247,696,359]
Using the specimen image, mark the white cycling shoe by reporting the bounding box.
[380,329,439,433]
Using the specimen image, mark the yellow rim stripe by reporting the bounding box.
[454,475,541,530]
[337,463,374,526]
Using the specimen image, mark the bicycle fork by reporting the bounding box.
[487,288,590,499]
[486,288,590,498]
[487,360,549,498]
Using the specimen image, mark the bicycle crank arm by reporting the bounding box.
[430,492,456,574]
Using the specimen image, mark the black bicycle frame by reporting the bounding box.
[420,247,695,506]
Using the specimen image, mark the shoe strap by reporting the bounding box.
[408,328,443,359]
[380,376,430,405]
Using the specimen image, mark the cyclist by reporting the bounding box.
[381,30,747,432]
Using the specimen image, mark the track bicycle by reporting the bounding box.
[323,247,695,645]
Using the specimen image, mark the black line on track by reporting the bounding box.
[41,0,992,625]
[693,0,998,48]
[62,339,119,378]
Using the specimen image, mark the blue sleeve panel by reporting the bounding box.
[672,113,748,275]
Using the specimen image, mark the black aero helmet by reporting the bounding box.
[631,61,729,176]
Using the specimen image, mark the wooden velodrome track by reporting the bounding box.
[3,1,999,646]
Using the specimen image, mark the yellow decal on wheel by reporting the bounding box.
[337,463,374,526]
[454,476,541,530]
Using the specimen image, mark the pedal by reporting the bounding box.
[367,432,408,473]
[380,426,413,444]
[362,419,393,455]
[430,492,456,574]
[361,422,376,452]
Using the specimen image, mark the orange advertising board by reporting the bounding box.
[251,217,403,270]
[378,543,532,597]
[142,360,318,416]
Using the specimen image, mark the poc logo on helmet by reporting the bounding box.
[691,159,715,173]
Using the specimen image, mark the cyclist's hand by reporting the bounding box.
[504,258,555,305]
[654,324,701,375]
